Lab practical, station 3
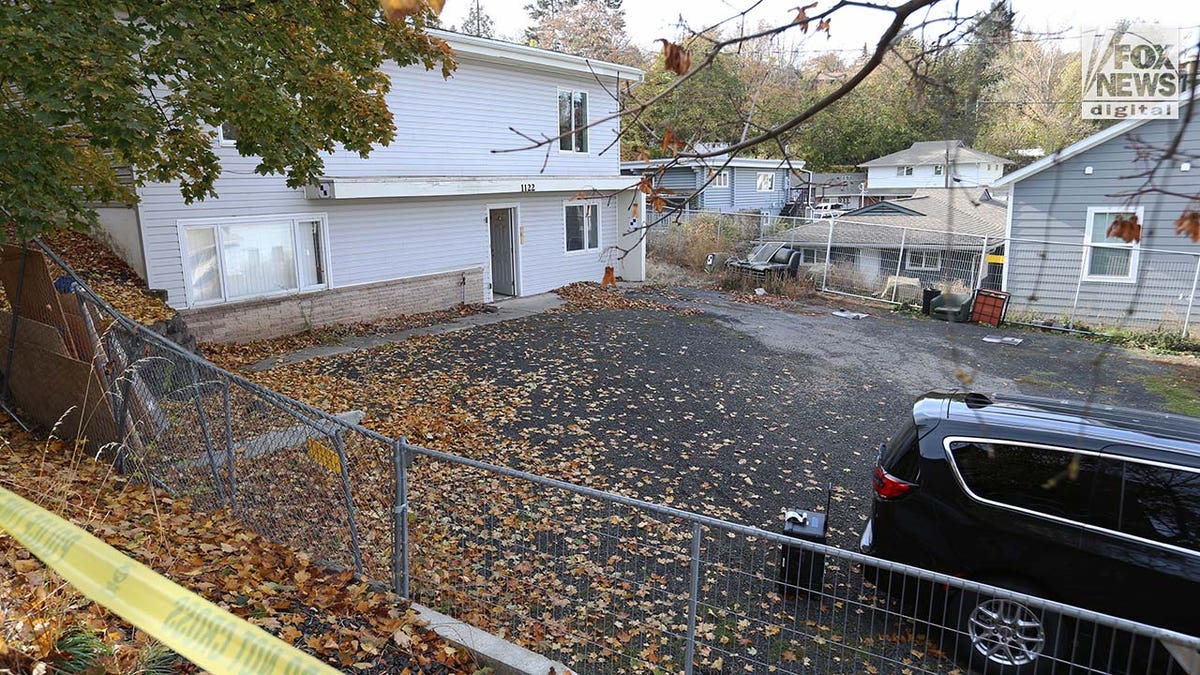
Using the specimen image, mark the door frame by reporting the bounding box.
[486,203,521,301]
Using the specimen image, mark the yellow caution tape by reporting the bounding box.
[306,438,342,475]
[0,487,342,675]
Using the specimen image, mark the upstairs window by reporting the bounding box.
[558,90,588,153]
[564,201,599,252]
[896,165,914,176]
[756,172,775,192]
[1083,207,1141,282]
[218,122,239,147]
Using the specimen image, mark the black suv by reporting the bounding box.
[861,391,1200,673]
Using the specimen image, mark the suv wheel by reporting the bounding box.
[950,584,1066,674]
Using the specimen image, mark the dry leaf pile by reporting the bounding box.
[39,231,177,326]
[202,304,487,371]
[552,282,670,311]
[0,419,474,674]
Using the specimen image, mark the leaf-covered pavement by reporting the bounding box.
[0,419,475,674]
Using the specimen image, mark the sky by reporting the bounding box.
[440,0,1199,56]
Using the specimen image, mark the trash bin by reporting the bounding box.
[776,509,827,596]
[921,287,942,315]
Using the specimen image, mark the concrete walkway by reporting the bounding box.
[246,293,566,371]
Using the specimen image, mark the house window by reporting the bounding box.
[933,164,944,176]
[558,90,588,153]
[896,166,914,176]
[564,201,599,252]
[756,172,775,192]
[906,249,942,271]
[182,215,327,305]
[800,248,824,264]
[1083,207,1141,282]
[218,122,238,147]
[712,171,730,188]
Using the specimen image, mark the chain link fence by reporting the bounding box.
[2,239,1196,674]
[653,210,1200,336]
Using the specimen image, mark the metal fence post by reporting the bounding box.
[222,376,237,509]
[891,228,907,302]
[332,433,365,576]
[393,437,411,598]
[1069,248,1088,330]
[822,218,835,293]
[683,520,702,675]
[1183,257,1200,338]
[188,362,226,505]
[977,235,990,289]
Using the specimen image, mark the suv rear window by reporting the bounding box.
[1101,457,1200,552]
[948,441,1102,524]
[880,421,920,483]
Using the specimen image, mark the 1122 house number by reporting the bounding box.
[520,183,536,192]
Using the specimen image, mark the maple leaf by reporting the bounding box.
[792,3,819,32]
[1176,210,1200,242]
[656,39,692,76]
[1107,213,1142,243]
[380,0,446,21]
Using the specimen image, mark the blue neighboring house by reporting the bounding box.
[620,151,798,216]
[992,107,1200,334]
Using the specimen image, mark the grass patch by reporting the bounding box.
[1140,370,1200,417]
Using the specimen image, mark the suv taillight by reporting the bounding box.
[873,465,915,500]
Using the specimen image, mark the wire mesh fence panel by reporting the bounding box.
[1006,237,1200,335]
[402,445,1200,675]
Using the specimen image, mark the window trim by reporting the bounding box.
[755,172,775,192]
[562,199,601,254]
[177,213,331,308]
[712,171,730,188]
[556,88,589,155]
[906,249,942,272]
[943,436,1200,560]
[896,165,914,177]
[1082,206,1142,283]
[217,122,238,148]
[933,164,944,176]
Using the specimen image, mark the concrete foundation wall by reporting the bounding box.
[181,267,484,343]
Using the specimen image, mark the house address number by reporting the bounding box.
[520,183,536,192]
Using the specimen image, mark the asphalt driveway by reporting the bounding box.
[297,285,1195,551]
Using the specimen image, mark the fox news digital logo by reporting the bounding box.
[1082,24,1181,119]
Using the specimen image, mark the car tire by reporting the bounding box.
[946,580,1068,675]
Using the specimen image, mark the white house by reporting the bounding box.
[99,30,645,343]
[858,140,1012,192]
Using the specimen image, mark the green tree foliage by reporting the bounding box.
[0,2,452,241]
[457,0,496,38]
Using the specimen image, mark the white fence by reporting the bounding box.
[655,210,1200,337]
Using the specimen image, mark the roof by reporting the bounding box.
[620,155,801,172]
[993,89,1199,188]
[858,140,1013,168]
[764,188,1006,248]
[433,29,643,82]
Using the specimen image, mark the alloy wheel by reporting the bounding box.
[967,598,1046,667]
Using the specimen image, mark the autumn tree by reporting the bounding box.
[524,0,622,42]
[0,1,452,241]
[529,0,639,65]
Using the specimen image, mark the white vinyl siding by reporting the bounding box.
[1083,207,1141,282]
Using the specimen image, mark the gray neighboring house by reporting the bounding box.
[765,188,1007,290]
[993,112,1200,333]
[620,154,797,216]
